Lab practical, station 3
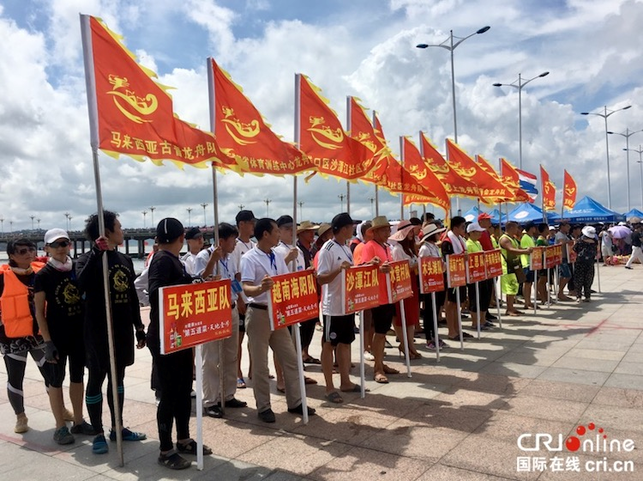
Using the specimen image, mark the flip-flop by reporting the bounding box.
[374,373,389,384]
[325,391,343,403]
[340,384,362,393]
[304,377,318,385]
[303,357,321,365]
[382,365,399,375]
[276,386,286,393]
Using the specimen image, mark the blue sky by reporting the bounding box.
[1,0,642,232]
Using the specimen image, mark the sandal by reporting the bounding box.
[340,384,363,393]
[237,378,246,389]
[325,391,344,403]
[303,356,321,365]
[374,373,389,384]
[176,439,213,456]
[158,450,191,470]
[382,365,399,375]
[304,376,318,385]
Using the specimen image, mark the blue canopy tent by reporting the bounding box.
[462,205,481,222]
[488,208,507,225]
[561,196,625,223]
[507,203,560,223]
[624,208,643,221]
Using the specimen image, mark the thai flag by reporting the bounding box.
[516,168,538,202]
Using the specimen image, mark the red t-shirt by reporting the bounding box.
[479,230,494,251]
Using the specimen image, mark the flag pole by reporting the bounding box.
[399,137,405,220]
[294,73,308,424]
[205,57,225,470]
[399,300,412,377]
[80,14,124,466]
[345,97,352,215]
[372,110,380,217]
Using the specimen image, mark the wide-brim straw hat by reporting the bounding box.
[317,223,332,238]
[421,223,446,240]
[367,216,391,234]
[389,224,415,242]
[297,220,320,234]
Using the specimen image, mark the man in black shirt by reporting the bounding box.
[625,224,643,269]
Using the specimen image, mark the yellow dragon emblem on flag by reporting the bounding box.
[449,161,477,179]
[407,164,427,181]
[308,116,344,150]
[221,106,260,145]
[107,75,158,124]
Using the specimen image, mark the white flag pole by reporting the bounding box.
[431,292,440,362]
[398,300,411,377]
[80,14,123,466]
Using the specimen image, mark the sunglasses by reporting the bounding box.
[49,240,70,248]
[16,246,37,255]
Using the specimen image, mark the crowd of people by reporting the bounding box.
[0,207,637,470]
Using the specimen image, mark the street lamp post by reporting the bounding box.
[298,201,304,220]
[624,146,643,210]
[264,199,271,216]
[10,221,13,233]
[416,26,491,143]
[608,129,642,212]
[30,216,35,230]
[149,206,156,226]
[64,212,70,231]
[581,105,632,209]
[338,194,345,212]
[493,71,550,169]
[37,219,41,230]
[200,203,208,227]
[238,204,245,211]
[142,210,147,228]
[186,208,192,226]
[0,217,4,234]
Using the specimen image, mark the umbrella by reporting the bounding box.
[627,216,642,224]
[609,225,631,239]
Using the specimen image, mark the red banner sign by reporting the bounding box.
[160,279,233,355]
[567,244,578,264]
[418,257,445,294]
[386,260,414,303]
[268,271,319,330]
[342,264,381,313]
[483,249,503,279]
[530,247,545,271]
[446,254,467,288]
[544,245,563,269]
[466,252,487,284]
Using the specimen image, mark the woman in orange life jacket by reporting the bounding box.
[0,238,53,434]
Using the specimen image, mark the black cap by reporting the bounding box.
[277,215,294,228]
[185,227,203,240]
[156,218,184,243]
[331,212,353,232]
[235,210,256,224]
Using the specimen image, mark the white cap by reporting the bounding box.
[582,226,596,238]
[44,228,70,245]
[466,222,486,233]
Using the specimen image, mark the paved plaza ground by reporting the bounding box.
[1,264,642,480]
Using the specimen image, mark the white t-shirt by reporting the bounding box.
[317,239,353,316]
[391,243,417,269]
[418,242,441,258]
[193,247,214,277]
[181,251,199,276]
[232,238,254,303]
[240,246,289,305]
[219,253,239,302]
[274,241,305,273]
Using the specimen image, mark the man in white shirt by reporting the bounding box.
[240,218,316,423]
[317,213,359,403]
[274,215,304,271]
[231,210,257,389]
[181,227,204,276]
[202,223,248,418]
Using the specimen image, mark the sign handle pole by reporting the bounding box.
[431,292,440,362]
[196,344,204,470]
[553,263,559,303]
[456,288,464,351]
[359,311,366,398]
[494,277,502,329]
[533,270,538,315]
[294,323,308,424]
[399,300,411,378]
[595,257,601,293]
[475,281,481,340]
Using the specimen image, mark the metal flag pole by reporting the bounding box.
[456,287,464,350]
[431,292,440,362]
[294,73,309,424]
[358,310,366,398]
[80,14,124,466]
[345,96,352,215]
[399,300,412,377]
[372,110,380,217]
[475,280,481,340]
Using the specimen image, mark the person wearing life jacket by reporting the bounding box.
[0,238,52,435]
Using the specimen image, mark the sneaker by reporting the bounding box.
[287,404,316,416]
[71,420,97,435]
[486,313,498,321]
[92,434,109,454]
[54,426,75,445]
[363,351,375,361]
[14,415,28,434]
[484,321,495,328]
[426,341,437,350]
[625,266,633,270]
[109,427,147,442]
[205,405,223,418]
[224,398,248,408]
[258,408,276,423]
[438,339,449,349]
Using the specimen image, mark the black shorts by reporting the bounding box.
[523,268,535,283]
[446,285,467,303]
[370,304,395,334]
[47,344,86,387]
[322,314,356,346]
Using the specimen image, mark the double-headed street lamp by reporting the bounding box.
[608,129,643,211]
[200,203,208,227]
[416,26,490,144]
[581,105,632,209]
[493,72,550,170]
[624,145,643,211]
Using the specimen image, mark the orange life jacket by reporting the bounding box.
[0,262,44,338]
